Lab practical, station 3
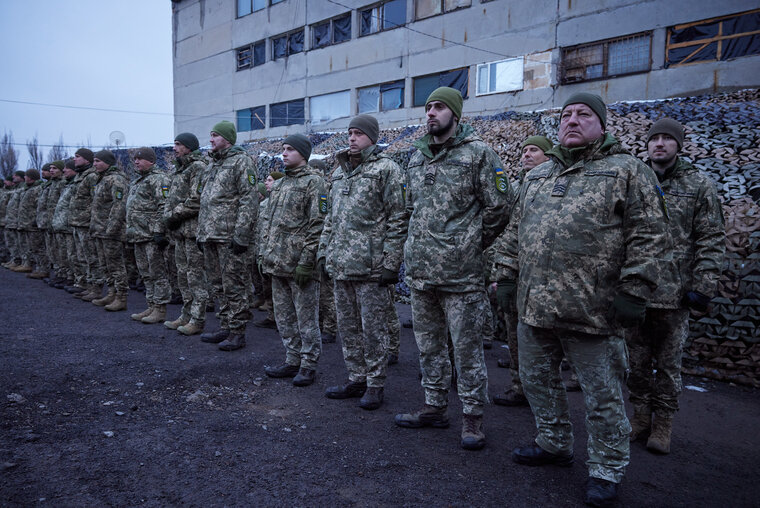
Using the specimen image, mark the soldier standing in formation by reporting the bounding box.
[39,161,65,286]
[69,149,103,300]
[51,160,79,289]
[0,177,13,264]
[17,169,46,277]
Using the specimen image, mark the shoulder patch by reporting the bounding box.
[115,188,123,200]
[247,173,256,186]
[161,185,169,198]
[319,195,328,214]
[493,167,508,194]
[197,182,203,194]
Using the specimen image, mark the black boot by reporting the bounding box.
[264,363,300,378]
[218,333,246,351]
[200,329,230,344]
[585,478,619,507]
[325,380,366,399]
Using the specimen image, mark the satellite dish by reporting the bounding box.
[109,130,126,148]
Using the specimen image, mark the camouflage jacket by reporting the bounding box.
[259,164,327,278]
[52,176,77,233]
[165,150,207,239]
[0,187,12,227]
[648,157,725,308]
[489,134,671,335]
[4,185,25,229]
[68,165,99,228]
[196,146,258,245]
[125,166,170,243]
[36,178,64,230]
[255,198,268,257]
[318,145,409,281]
[90,166,128,240]
[404,123,512,292]
[18,180,44,231]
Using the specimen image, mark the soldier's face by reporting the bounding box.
[648,134,679,166]
[282,144,305,169]
[42,170,51,179]
[425,101,456,137]
[73,154,88,167]
[50,167,62,179]
[209,132,231,152]
[265,175,275,192]
[12,175,22,184]
[134,157,153,172]
[348,128,373,154]
[558,104,604,148]
[93,158,110,172]
[521,145,549,170]
[63,167,77,178]
[25,176,33,184]
[174,141,191,157]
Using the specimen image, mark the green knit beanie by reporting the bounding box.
[134,147,156,163]
[562,92,607,129]
[26,169,40,180]
[425,87,463,121]
[175,132,200,151]
[211,120,237,145]
[94,150,116,167]
[348,114,379,144]
[75,148,95,164]
[647,118,684,149]
[283,134,312,162]
[521,136,553,154]
[50,160,65,170]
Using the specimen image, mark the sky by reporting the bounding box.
[0,0,174,170]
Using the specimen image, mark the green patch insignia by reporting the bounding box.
[402,183,407,202]
[248,173,256,186]
[493,167,508,194]
[319,195,327,214]
[197,183,203,194]
[161,185,169,198]
[115,189,123,200]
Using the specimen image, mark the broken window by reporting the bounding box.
[253,40,265,66]
[561,32,651,84]
[312,13,352,49]
[358,80,405,113]
[415,0,470,20]
[361,0,406,36]
[413,68,468,107]
[272,35,287,59]
[237,106,266,131]
[271,29,304,60]
[270,99,304,127]
[236,45,252,71]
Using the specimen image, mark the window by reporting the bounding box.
[312,13,352,49]
[253,40,265,66]
[413,68,468,107]
[236,46,252,71]
[272,29,304,60]
[237,41,266,70]
[237,106,266,132]
[415,0,470,21]
[237,0,267,17]
[561,32,651,84]
[666,9,760,67]
[358,80,405,113]
[476,57,523,95]
[360,0,406,36]
[270,99,304,127]
[310,91,351,125]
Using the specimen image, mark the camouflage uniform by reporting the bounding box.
[404,123,512,415]
[383,286,401,356]
[52,175,78,282]
[490,134,670,483]
[126,165,171,306]
[18,180,46,269]
[197,146,258,333]
[68,165,102,286]
[254,198,274,320]
[0,185,14,261]
[38,177,64,274]
[3,184,24,265]
[165,150,209,325]
[260,163,327,369]
[90,166,129,293]
[627,157,725,418]
[318,145,409,386]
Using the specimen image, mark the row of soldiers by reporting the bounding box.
[1,87,725,507]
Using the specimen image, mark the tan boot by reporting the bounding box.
[105,292,128,312]
[177,321,204,336]
[646,415,673,454]
[80,285,102,302]
[93,289,116,306]
[26,270,49,279]
[131,305,154,321]
[629,405,652,442]
[164,315,190,330]
[141,304,167,324]
[12,263,33,273]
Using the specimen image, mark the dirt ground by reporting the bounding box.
[1,268,759,507]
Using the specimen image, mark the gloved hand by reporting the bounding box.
[294,264,313,288]
[378,268,398,287]
[166,216,181,231]
[496,280,517,311]
[196,240,204,253]
[612,292,647,327]
[683,291,710,312]
[316,257,327,279]
[153,234,169,249]
[230,239,248,255]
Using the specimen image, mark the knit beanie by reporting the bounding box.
[134,147,156,163]
[211,121,237,145]
[14,170,26,178]
[64,159,76,170]
[26,168,40,180]
[349,114,380,144]
[521,135,553,154]
[309,158,327,172]
[50,160,65,170]
[425,87,463,121]
[257,182,267,195]
[94,150,116,167]
[270,171,285,180]
[175,132,200,151]
[75,148,94,164]
[647,118,685,149]
[562,92,607,129]
[283,134,312,162]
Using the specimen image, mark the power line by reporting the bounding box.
[0,98,175,117]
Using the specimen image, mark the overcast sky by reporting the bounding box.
[0,0,174,170]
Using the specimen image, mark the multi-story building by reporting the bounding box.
[171,0,760,141]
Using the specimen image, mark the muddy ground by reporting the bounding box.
[1,268,759,507]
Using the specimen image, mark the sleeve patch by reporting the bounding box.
[248,173,256,186]
[161,185,169,198]
[115,189,123,200]
[493,167,508,194]
[319,195,328,214]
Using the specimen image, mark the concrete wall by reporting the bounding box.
[172,0,760,140]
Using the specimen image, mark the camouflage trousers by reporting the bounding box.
[55,232,75,281]
[505,304,522,393]
[73,227,102,286]
[410,288,489,416]
[0,227,7,261]
[165,243,179,297]
[203,241,250,332]
[271,275,321,370]
[44,231,56,271]
[95,238,128,293]
[334,280,392,387]
[4,229,20,263]
[124,243,139,285]
[319,272,337,334]
[384,286,401,356]
[21,230,46,269]
[133,241,170,305]
[174,236,208,324]
[518,323,630,483]
[626,308,690,418]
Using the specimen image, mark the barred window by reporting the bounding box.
[561,32,651,84]
[236,45,252,71]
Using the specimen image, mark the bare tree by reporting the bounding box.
[47,134,68,163]
[26,135,44,170]
[0,131,19,180]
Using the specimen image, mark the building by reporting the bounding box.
[171,0,760,141]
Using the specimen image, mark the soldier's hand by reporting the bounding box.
[612,292,647,327]
[166,216,181,231]
[496,280,517,311]
[153,234,169,249]
[196,240,204,253]
[316,257,327,279]
[294,264,313,288]
[683,291,710,312]
[378,268,398,287]
[230,239,248,255]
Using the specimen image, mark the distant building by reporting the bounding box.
[171,0,760,140]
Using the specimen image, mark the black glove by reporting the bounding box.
[153,234,169,249]
[230,239,248,255]
[294,264,313,288]
[166,216,181,231]
[683,291,710,312]
[378,268,398,287]
[496,280,517,311]
[612,292,647,327]
[196,240,204,253]
[316,257,328,279]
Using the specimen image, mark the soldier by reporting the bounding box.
[4,171,26,271]
[89,150,129,311]
[196,121,258,351]
[0,177,18,266]
[17,169,46,277]
[39,161,65,286]
[51,159,79,289]
[69,148,103,300]
[164,133,209,336]
[261,134,327,387]
[490,93,670,507]
[394,87,512,451]
[126,147,171,324]
[252,171,283,330]
[627,118,725,454]
[319,114,409,410]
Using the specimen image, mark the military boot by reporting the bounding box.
[65,283,86,294]
[200,329,229,343]
[131,305,154,321]
[493,387,529,407]
[359,387,384,410]
[395,404,450,428]
[646,415,673,454]
[164,315,190,330]
[12,263,33,273]
[105,292,128,312]
[218,333,246,351]
[27,270,49,279]
[461,414,486,450]
[92,289,116,307]
[177,321,204,336]
[141,304,167,324]
[629,405,652,442]
[326,380,367,399]
[80,285,103,302]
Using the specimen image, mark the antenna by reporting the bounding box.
[109,130,126,149]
